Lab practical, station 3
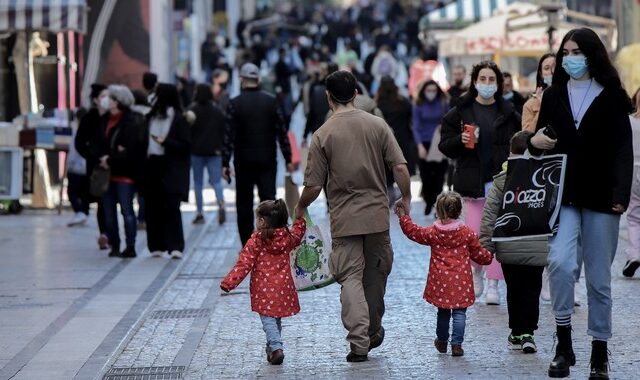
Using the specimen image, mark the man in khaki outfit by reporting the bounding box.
[296,70,411,362]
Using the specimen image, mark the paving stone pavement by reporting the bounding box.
[103,199,640,380]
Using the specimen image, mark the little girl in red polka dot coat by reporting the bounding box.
[395,191,493,357]
[220,199,306,365]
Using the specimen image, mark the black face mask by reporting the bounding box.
[218,81,228,90]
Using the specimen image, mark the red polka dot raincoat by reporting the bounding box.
[400,216,493,309]
[221,218,306,318]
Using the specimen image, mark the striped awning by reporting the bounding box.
[0,0,87,34]
[427,0,517,23]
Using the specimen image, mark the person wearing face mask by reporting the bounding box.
[75,84,110,249]
[522,53,556,132]
[439,61,521,305]
[98,85,146,258]
[502,72,526,115]
[528,28,633,380]
[412,80,449,215]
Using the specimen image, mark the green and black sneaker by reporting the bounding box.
[521,334,537,353]
[508,334,523,350]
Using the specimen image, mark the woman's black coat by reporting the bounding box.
[142,113,192,200]
[439,93,521,198]
[528,84,632,214]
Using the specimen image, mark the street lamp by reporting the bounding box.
[538,2,563,52]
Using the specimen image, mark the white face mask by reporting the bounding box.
[426,92,437,102]
[99,96,111,111]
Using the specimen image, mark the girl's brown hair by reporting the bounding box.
[435,191,463,221]
[255,199,289,240]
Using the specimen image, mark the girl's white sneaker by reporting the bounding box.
[170,251,183,259]
[486,280,500,305]
[150,251,163,258]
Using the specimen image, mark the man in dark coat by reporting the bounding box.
[223,63,295,245]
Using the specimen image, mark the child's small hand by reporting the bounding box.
[394,202,406,217]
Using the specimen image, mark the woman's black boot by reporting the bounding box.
[589,340,609,379]
[548,325,576,378]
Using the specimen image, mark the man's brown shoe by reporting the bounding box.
[346,352,368,362]
[268,349,284,365]
[368,326,385,352]
[434,338,447,353]
[451,344,464,357]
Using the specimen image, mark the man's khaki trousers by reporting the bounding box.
[329,230,394,355]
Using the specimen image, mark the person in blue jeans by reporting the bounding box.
[529,28,633,379]
[396,191,493,357]
[98,85,145,258]
[189,84,226,225]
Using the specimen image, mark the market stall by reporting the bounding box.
[0,0,87,211]
[438,2,616,91]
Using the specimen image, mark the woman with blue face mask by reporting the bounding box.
[522,53,556,132]
[439,61,522,306]
[529,28,633,380]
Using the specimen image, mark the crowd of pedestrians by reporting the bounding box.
[62,3,640,377]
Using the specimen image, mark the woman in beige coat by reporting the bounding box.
[522,53,556,132]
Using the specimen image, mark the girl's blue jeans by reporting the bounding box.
[436,308,467,345]
[260,315,283,353]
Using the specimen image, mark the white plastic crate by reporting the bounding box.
[0,147,23,200]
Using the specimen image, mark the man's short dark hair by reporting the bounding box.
[142,72,158,92]
[510,130,532,155]
[325,70,357,104]
[453,65,466,73]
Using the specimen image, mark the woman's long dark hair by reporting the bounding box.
[414,79,447,105]
[553,28,631,111]
[375,76,403,107]
[536,53,556,89]
[193,83,213,105]
[468,60,504,99]
[149,83,183,119]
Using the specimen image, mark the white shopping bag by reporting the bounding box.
[290,211,335,291]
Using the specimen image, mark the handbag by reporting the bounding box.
[89,166,110,197]
[492,153,567,242]
[290,211,335,291]
[89,126,120,197]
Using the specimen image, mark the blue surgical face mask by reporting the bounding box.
[503,91,514,100]
[562,55,588,79]
[476,83,498,99]
[543,75,553,87]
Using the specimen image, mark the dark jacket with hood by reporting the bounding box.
[439,93,521,198]
[528,84,632,214]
